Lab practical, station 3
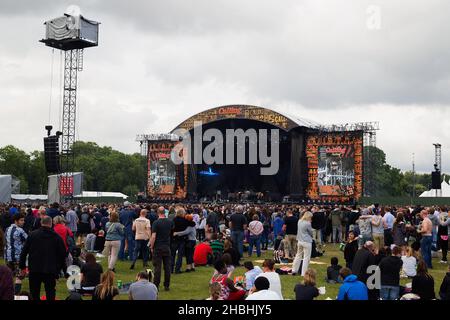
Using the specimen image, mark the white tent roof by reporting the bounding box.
[74,191,128,199]
[11,194,48,201]
[419,175,450,197]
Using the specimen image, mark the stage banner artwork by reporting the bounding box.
[306,132,363,202]
[173,105,299,132]
[147,141,187,199]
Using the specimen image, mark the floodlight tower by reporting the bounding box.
[433,143,442,197]
[40,7,99,201]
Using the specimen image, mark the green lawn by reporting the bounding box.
[2,244,448,300]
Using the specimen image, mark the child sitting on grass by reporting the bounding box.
[326,257,342,284]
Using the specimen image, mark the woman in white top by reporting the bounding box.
[255,259,283,299]
[401,246,417,278]
[292,211,313,277]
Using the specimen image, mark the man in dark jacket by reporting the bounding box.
[352,241,375,285]
[311,208,326,253]
[19,216,67,301]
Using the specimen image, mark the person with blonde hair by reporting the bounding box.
[103,212,124,272]
[294,268,320,300]
[401,246,417,278]
[92,270,119,301]
[206,282,223,300]
[292,211,313,276]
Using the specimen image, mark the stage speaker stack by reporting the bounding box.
[44,135,60,173]
[431,171,441,189]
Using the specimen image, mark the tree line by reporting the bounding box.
[0,142,440,197]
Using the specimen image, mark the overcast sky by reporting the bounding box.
[1,0,449,173]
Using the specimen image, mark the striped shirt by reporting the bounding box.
[210,240,224,255]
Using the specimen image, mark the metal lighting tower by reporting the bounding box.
[433,143,442,197]
[41,9,99,201]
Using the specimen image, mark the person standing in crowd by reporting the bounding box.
[331,206,343,243]
[197,212,206,242]
[371,210,385,250]
[357,209,373,248]
[150,206,174,291]
[282,209,298,260]
[119,203,137,262]
[393,212,407,247]
[294,268,320,300]
[19,216,66,301]
[311,207,326,253]
[272,213,284,250]
[130,209,151,270]
[0,265,14,300]
[352,241,375,286]
[4,213,27,294]
[292,211,313,277]
[129,271,158,300]
[419,209,433,269]
[77,206,92,246]
[248,214,263,257]
[246,276,281,300]
[65,206,78,241]
[92,270,119,301]
[344,231,358,269]
[103,212,124,272]
[337,267,368,300]
[80,253,103,294]
[173,214,197,272]
[255,259,283,299]
[379,246,403,300]
[243,261,263,291]
[206,209,219,234]
[47,203,60,219]
[229,205,247,258]
[411,259,435,300]
[171,207,189,274]
[438,210,449,263]
[382,207,395,246]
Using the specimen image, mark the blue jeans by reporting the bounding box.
[171,238,186,273]
[119,229,135,261]
[421,235,433,268]
[248,235,261,257]
[380,285,400,300]
[132,239,149,265]
[231,230,245,257]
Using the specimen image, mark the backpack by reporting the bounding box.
[66,228,76,253]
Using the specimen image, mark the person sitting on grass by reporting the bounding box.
[94,230,105,253]
[294,268,320,300]
[221,253,235,277]
[337,267,368,300]
[243,261,263,291]
[224,238,241,267]
[401,246,417,278]
[206,282,223,300]
[210,260,230,300]
[246,276,281,300]
[326,257,342,284]
[129,270,158,300]
[79,253,103,295]
[193,239,213,266]
[255,259,283,300]
[439,264,450,300]
[210,233,224,261]
[85,229,97,252]
[411,259,435,300]
[92,270,119,301]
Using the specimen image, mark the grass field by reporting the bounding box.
[2,244,449,300]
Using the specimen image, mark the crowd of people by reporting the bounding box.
[0,201,449,300]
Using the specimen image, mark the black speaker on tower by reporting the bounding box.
[431,170,441,189]
[43,125,61,174]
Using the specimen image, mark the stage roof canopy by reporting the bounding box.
[172,105,321,132]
